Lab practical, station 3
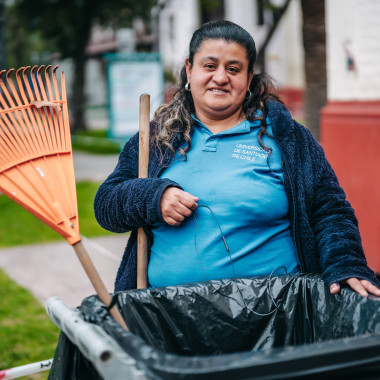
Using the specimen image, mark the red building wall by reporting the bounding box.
[321,101,380,274]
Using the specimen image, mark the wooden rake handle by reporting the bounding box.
[73,241,128,330]
[137,94,150,289]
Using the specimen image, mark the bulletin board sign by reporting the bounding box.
[106,53,164,139]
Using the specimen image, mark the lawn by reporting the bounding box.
[0,180,114,378]
[0,268,60,379]
[0,134,120,377]
[71,129,125,154]
[0,181,113,248]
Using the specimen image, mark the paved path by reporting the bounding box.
[0,235,128,308]
[73,151,119,181]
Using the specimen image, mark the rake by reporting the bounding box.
[0,65,127,330]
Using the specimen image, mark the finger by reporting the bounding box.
[183,190,198,201]
[330,282,340,294]
[162,202,192,218]
[161,198,186,215]
[346,278,369,297]
[185,200,198,211]
[190,198,199,210]
[359,280,380,296]
[164,209,186,222]
[179,193,199,210]
[186,198,199,210]
[161,189,196,210]
[160,187,185,207]
[163,215,182,226]
[175,202,194,217]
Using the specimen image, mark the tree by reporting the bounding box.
[0,0,7,69]
[4,5,56,70]
[255,0,291,73]
[256,0,326,140]
[12,0,156,131]
[300,0,326,140]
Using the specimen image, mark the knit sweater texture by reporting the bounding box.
[94,101,378,291]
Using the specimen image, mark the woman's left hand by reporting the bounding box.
[330,278,380,297]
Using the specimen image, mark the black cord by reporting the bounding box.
[193,205,286,316]
[105,293,119,312]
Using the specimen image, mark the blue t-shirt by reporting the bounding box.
[148,116,300,287]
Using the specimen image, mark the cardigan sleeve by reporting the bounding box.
[308,136,378,287]
[93,132,181,233]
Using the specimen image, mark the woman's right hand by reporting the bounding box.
[160,187,199,226]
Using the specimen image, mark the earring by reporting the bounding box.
[185,82,191,92]
[245,89,252,99]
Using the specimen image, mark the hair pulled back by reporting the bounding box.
[188,20,257,71]
[153,20,281,162]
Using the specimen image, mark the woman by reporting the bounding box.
[94,20,380,297]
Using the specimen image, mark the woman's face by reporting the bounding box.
[185,39,253,122]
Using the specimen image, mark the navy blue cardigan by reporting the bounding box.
[94,101,378,291]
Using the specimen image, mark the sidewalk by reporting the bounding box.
[73,151,119,181]
[0,151,126,308]
[0,235,128,308]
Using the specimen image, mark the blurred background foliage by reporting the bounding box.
[1,0,326,139]
[4,5,52,69]
[4,0,156,131]
[9,0,155,60]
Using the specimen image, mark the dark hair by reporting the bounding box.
[188,20,257,73]
[153,20,281,162]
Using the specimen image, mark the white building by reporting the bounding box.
[321,0,380,274]
[325,0,380,101]
[157,0,304,89]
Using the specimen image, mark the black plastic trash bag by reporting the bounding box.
[48,274,380,379]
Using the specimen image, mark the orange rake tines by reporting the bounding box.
[0,65,79,244]
[0,65,127,330]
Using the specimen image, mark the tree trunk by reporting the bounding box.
[0,1,7,69]
[301,0,327,141]
[256,0,291,73]
[70,0,94,131]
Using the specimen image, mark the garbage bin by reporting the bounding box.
[46,274,380,379]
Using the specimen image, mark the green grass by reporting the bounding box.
[0,181,113,248]
[0,268,60,379]
[74,129,109,139]
[71,129,124,154]
[0,180,114,377]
